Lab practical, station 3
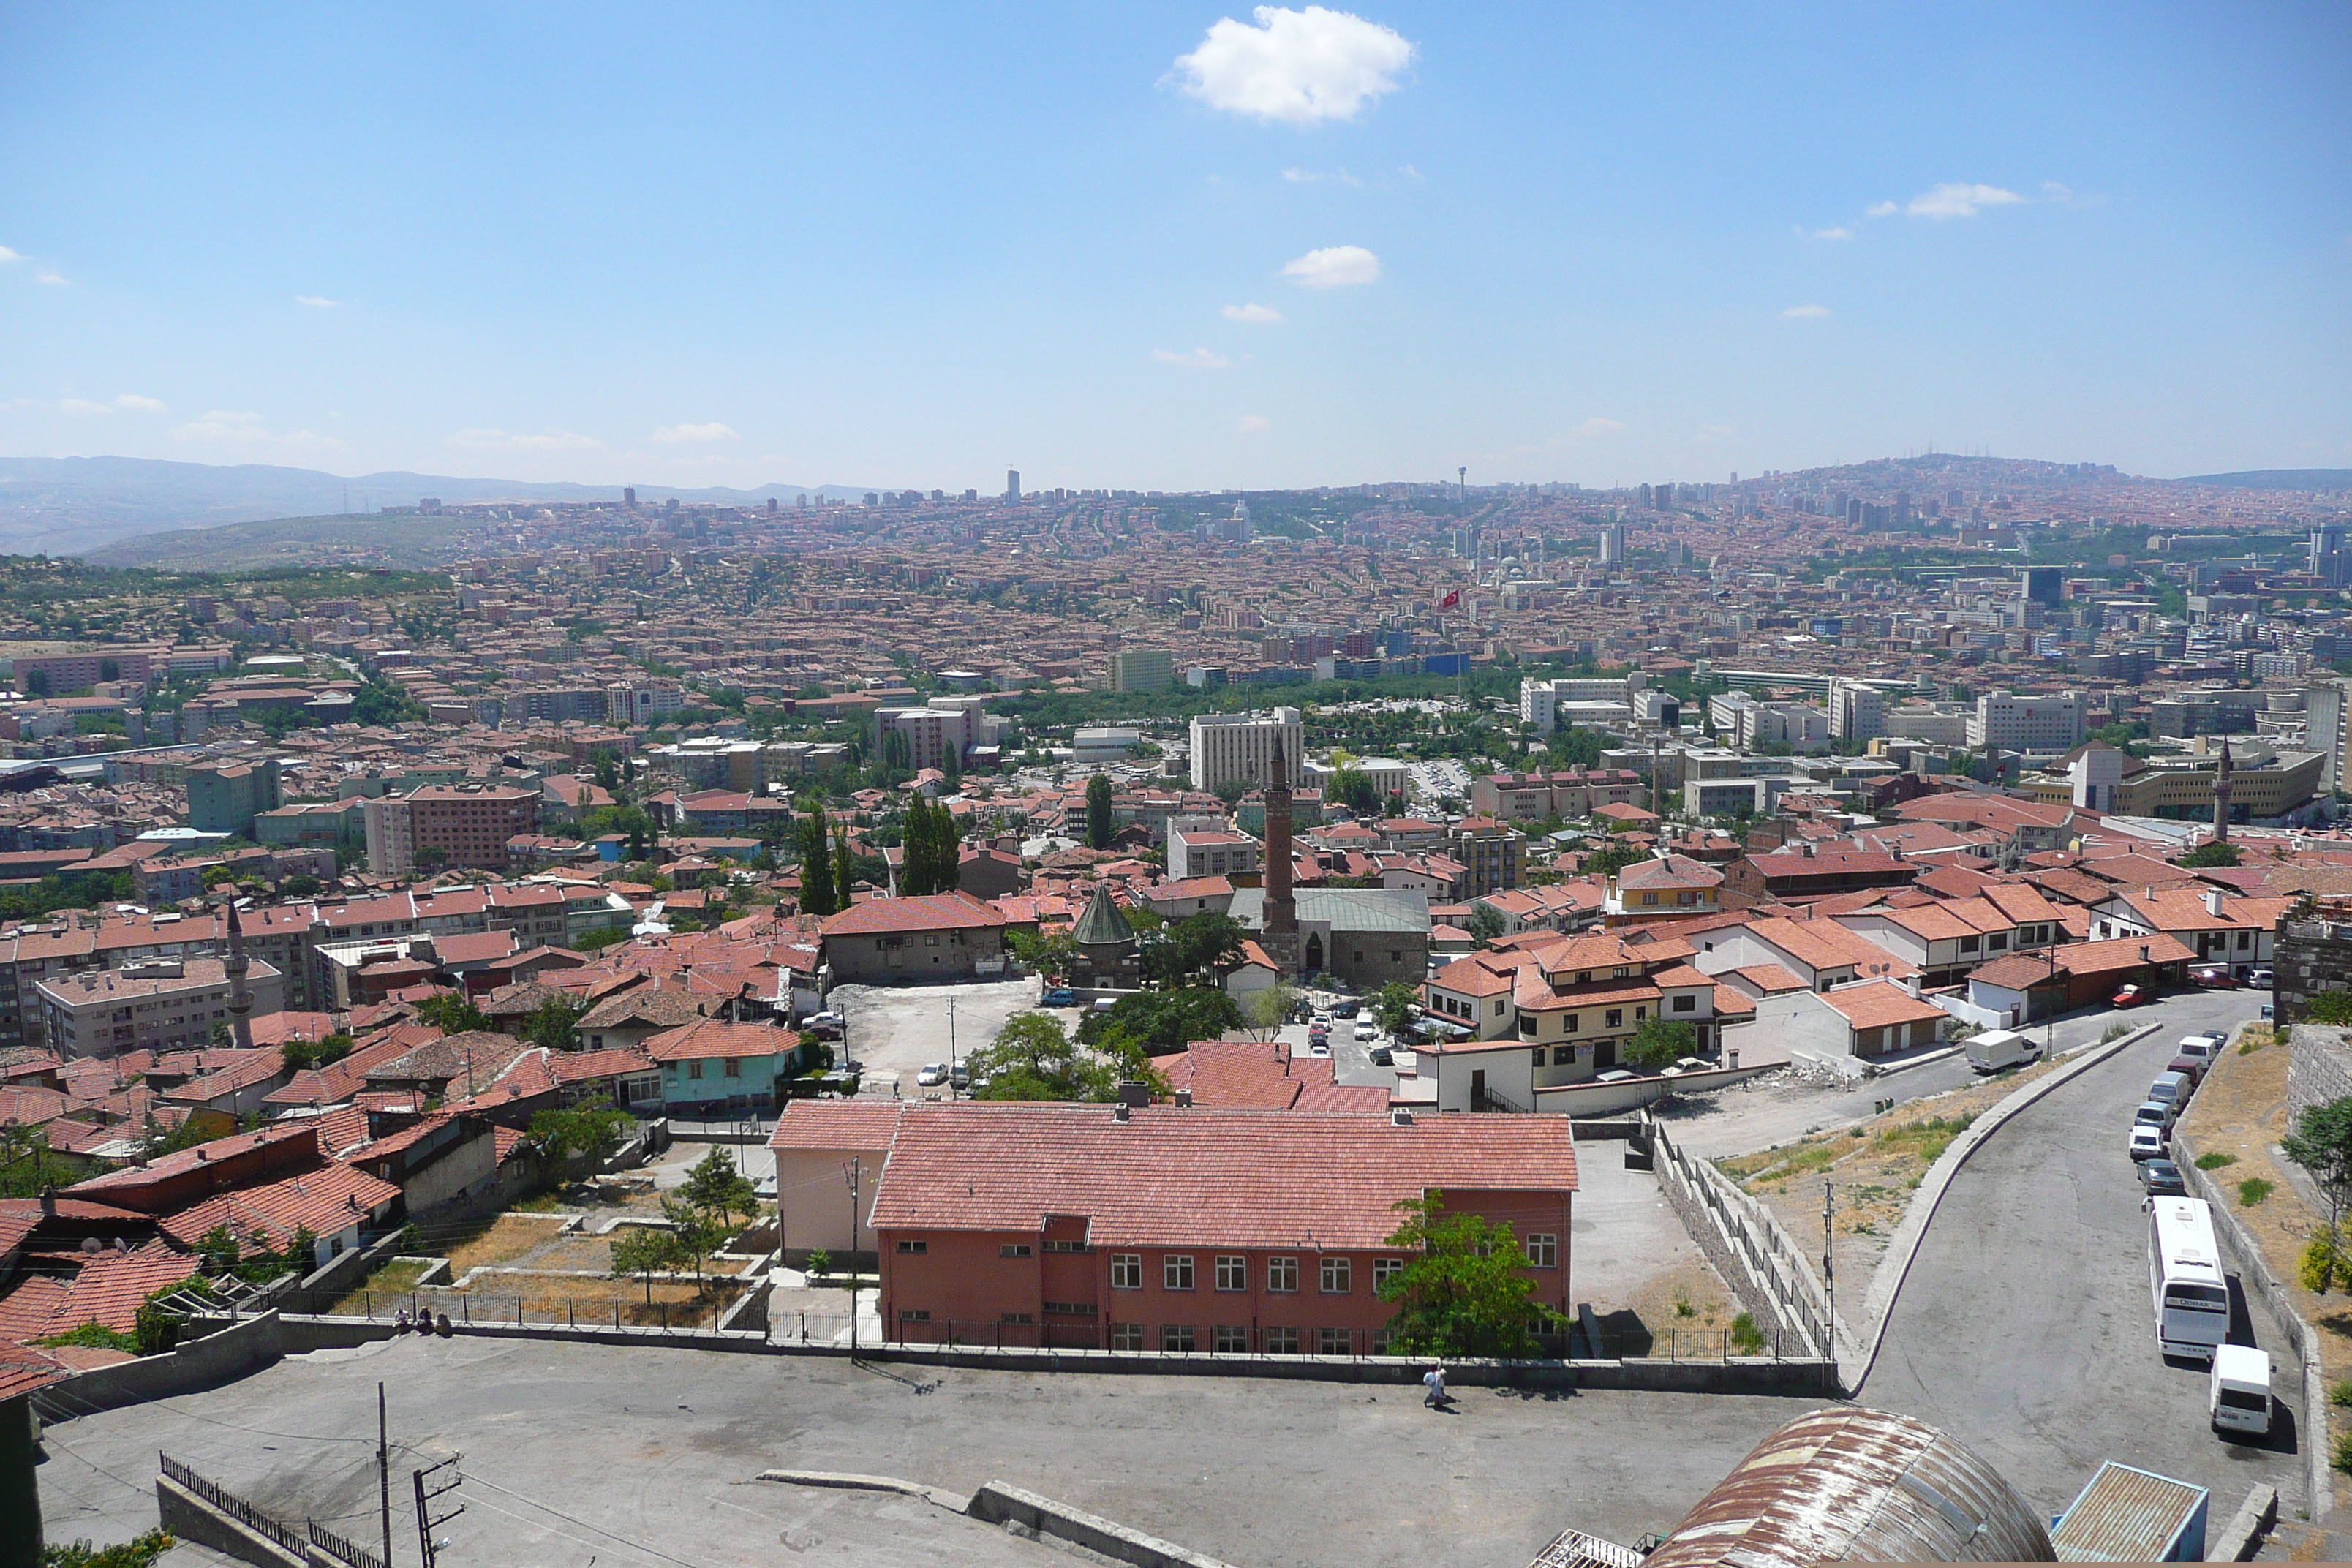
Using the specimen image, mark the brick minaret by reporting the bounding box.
[220,897,255,1050]
[1262,738,1300,975]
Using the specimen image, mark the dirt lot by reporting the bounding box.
[1718,1050,2078,1322]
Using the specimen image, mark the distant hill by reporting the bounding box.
[82,511,499,573]
[2177,469,2352,492]
[0,455,875,557]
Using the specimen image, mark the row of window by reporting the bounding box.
[892,1240,1558,1275]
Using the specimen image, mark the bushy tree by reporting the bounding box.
[1241,984,1295,1041]
[522,995,589,1052]
[1007,928,1075,981]
[795,809,837,916]
[610,1224,675,1303]
[1142,911,1248,987]
[680,1145,758,1227]
[967,1011,1165,1101]
[2285,1095,2352,1232]
[1373,981,1420,1037]
[527,1096,633,1164]
[1085,772,1115,850]
[415,990,491,1033]
[900,795,964,896]
[1466,902,1507,947]
[1375,1192,1561,1358]
[2179,841,2242,868]
[280,1032,353,1073]
[1075,987,1244,1055]
[832,820,857,904]
[1626,1017,1697,1072]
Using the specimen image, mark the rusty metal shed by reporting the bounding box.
[2049,1461,2207,1562]
[1641,1406,2054,1568]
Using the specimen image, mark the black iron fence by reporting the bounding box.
[159,1452,387,1568]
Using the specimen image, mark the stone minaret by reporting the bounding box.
[2212,740,2234,845]
[220,897,255,1050]
[1262,739,1300,976]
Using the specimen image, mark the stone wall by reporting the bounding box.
[2276,919,2352,1027]
[2288,1023,2352,1125]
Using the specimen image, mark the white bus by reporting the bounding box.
[2148,1196,2229,1364]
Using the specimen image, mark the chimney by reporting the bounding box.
[1175,1088,1193,1108]
[1905,973,1922,1000]
[38,1186,54,1215]
[2204,888,2225,918]
[1112,1102,1130,1123]
[1391,1107,1414,1126]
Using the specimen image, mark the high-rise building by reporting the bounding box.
[1967,691,2087,753]
[185,757,282,837]
[1828,678,1885,743]
[1597,521,1626,565]
[1006,468,1022,502]
[2022,567,2065,608]
[1109,649,1175,693]
[623,486,637,508]
[1188,707,1304,794]
[363,785,540,877]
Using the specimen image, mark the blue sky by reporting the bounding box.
[1,3,2345,494]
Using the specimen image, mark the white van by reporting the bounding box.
[2209,1343,2273,1437]
[1967,1029,2040,1074]
[2177,1033,2225,1064]
[2149,1071,2193,1113]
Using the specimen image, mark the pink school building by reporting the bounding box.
[865,1101,1578,1354]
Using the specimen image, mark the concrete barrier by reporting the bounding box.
[2208,1482,2279,1561]
[968,1481,1240,1568]
[36,1311,287,1420]
[756,1468,970,1512]
[1848,1020,2162,1394]
[157,1473,307,1568]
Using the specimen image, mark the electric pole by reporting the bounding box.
[1821,1180,1836,1366]
[845,1157,862,1354]
[412,1455,462,1568]
[377,1382,392,1568]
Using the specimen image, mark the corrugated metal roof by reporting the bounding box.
[2051,1462,2206,1562]
[1643,1407,2054,1568]
[1526,1528,1646,1568]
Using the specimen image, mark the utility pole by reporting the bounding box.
[947,999,957,1100]
[412,1455,462,1568]
[377,1382,392,1568]
[1821,1180,1836,1365]
[845,1157,862,1354]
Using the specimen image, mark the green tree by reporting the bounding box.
[1625,1017,1698,1072]
[527,1096,633,1164]
[1075,987,1245,1055]
[1327,766,1380,815]
[279,1031,353,1073]
[1085,772,1115,850]
[1466,902,1507,947]
[832,820,856,905]
[1373,981,1420,1038]
[1375,1191,1561,1358]
[2304,992,2352,1027]
[1007,927,1076,980]
[522,995,589,1052]
[415,990,492,1033]
[795,808,836,916]
[1142,911,1248,987]
[2179,841,2242,868]
[967,1011,1165,1101]
[1241,983,1297,1041]
[680,1145,758,1229]
[1582,840,1649,878]
[609,1224,676,1304]
[657,1196,729,1294]
[2285,1095,2352,1232]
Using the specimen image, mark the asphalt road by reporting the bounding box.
[1861,1009,2303,1527]
[39,1335,1823,1568]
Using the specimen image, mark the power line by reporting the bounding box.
[462,1474,706,1568]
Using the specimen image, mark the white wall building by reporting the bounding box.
[1968,690,2087,753]
[1188,706,1304,793]
[1828,677,1885,742]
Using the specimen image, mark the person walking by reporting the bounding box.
[1422,1365,1448,1409]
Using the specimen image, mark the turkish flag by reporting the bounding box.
[1440,589,1461,609]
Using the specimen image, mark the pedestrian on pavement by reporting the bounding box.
[1422,1365,1448,1408]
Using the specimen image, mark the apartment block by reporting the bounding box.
[36,957,284,1060]
[1187,707,1303,794]
[363,784,540,877]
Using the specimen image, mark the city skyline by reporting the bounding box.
[2,3,2346,495]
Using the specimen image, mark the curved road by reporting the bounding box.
[1863,1016,2303,1523]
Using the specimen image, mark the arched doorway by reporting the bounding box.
[1304,932,1324,974]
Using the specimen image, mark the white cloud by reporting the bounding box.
[1398,163,1422,180]
[1866,201,1899,218]
[1905,181,2024,219]
[1237,414,1270,434]
[448,427,600,452]
[652,422,739,444]
[1152,347,1232,369]
[1172,5,1417,126]
[1812,227,1852,241]
[295,295,342,309]
[1283,166,1363,186]
[1281,244,1380,287]
[170,410,343,451]
[1223,302,1284,323]
[1574,417,1626,437]
[57,393,170,415]
[1697,424,1735,442]
[34,273,67,286]
[0,247,23,264]
[1781,304,1832,319]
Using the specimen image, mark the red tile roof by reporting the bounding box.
[642,1018,803,1063]
[867,1103,1575,1249]
[768,1099,908,1151]
[820,890,1006,937]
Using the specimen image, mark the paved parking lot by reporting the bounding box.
[831,979,1046,1098]
[41,1335,1823,1568]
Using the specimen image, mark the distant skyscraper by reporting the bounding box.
[623,486,636,509]
[1006,468,1022,501]
[1598,521,1626,565]
[2022,567,2064,608]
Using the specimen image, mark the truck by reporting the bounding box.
[2209,1343,2273,1438]
[1966,1028,2041,1074]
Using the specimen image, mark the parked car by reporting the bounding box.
[2247,967,2274,987]
[2179,1031,2226,1060]
[2165,1054,2208,1085]
[916,1062,949,1086]
[1595,1068,1637,1085]
[802,1011,844,1039]
[2211,1344,2274,1439]
[2140,1158,2188,1197]
[1308,1042,1331,1058]
[951,1065,969,1089]
[1368,1047,1395,1066]
[2134,1098,2179,1134]
[1353,1020,1379,1041]
[2190,965,2237,990]
[1333,1000,1361,1019]
[2111,984,2152,1009]
[2148,1070,2193,1114]
[2129,1123,2168,1161]
[1040,987,1077,1008]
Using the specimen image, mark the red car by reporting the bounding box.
[2111,984,2152,1009]
[2190,965,2238,990]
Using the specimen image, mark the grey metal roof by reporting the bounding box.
[2051,1462,2206,1562]
[1643,1406,2054,1568]
[1228,887,1433,935]
[1070,884,1137,947]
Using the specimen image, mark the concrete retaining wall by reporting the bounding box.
[37,1311,287,1420]
[2287,1022,2352,1127]
[969,1481,1237,1568]
[1651,1117,1831,1359]
[157,1474,306,1568]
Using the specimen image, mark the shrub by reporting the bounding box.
[2333,1428,2352,1474]
[2331,1379,2352,1409]
[2195,1152,2237,1171]
[41,1529,177,1568]
[2302,1230,2344,1294]
[2239,1178,2275,1206]
[1729,1312,1767,1355]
